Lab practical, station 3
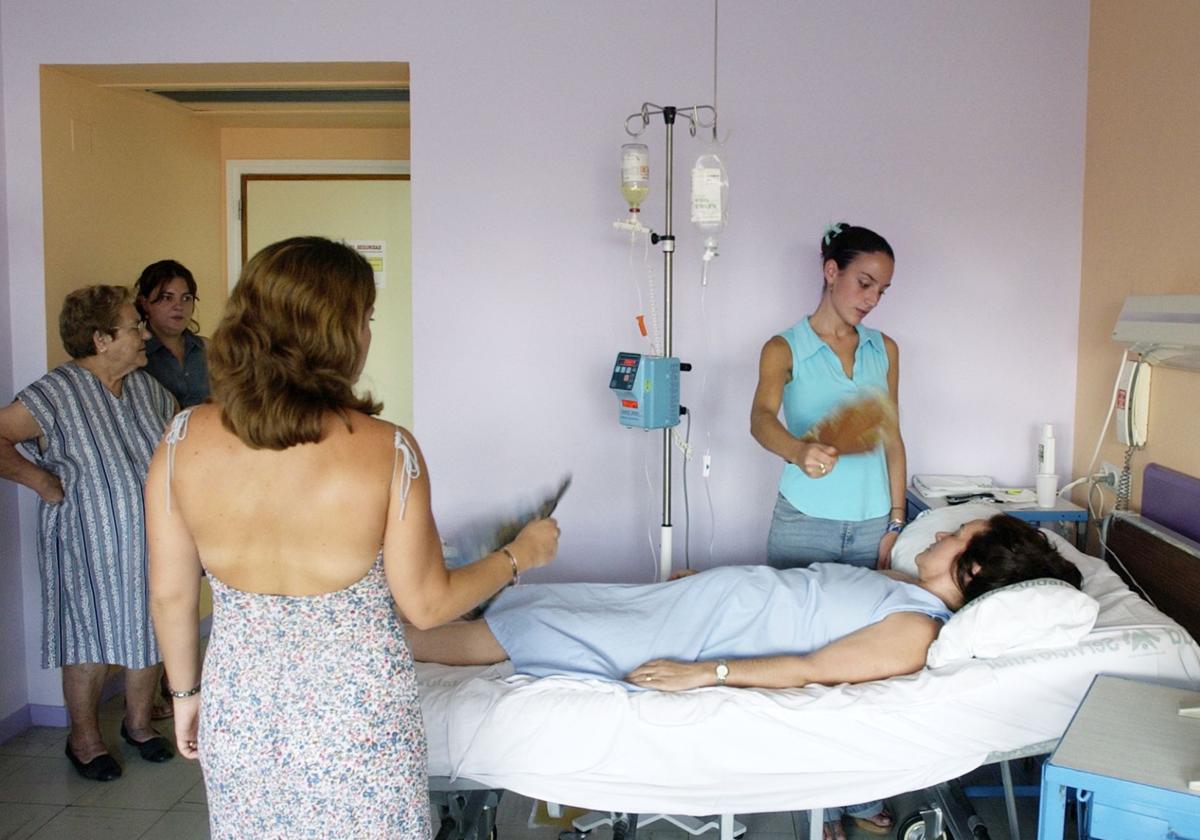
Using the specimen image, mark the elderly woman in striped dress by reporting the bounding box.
[0,285,177,781]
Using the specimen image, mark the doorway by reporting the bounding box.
[235,166,413,426]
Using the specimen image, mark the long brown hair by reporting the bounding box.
[208,237,380,449]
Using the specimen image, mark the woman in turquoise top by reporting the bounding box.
[751,223,907,573]
[749,222,905,838]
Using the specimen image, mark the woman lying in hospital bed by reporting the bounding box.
[409,514,1080,693]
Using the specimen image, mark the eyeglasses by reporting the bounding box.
[113,319,148,333]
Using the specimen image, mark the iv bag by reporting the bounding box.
[621,143,650,211]
[690,151,728,253]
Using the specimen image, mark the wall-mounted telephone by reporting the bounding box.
[1115,359,1151,447]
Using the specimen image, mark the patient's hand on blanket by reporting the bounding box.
[626,659,714,691]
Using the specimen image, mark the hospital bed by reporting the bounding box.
[419,518,1200,840]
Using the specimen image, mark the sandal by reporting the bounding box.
[851,807,894,836]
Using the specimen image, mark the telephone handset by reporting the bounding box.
[1115,359,1151,447]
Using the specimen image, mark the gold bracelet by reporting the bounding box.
[501,546,520,586]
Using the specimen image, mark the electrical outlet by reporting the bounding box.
[1100,462,1120,487]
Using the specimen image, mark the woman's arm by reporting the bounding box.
[877,335,908,569]
[749,337,837,473]
[0,400,63,503]
[382,431,558,630]
[627,611,939,691]
[145,439,203,759]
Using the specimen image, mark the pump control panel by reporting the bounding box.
[609,351,680,429]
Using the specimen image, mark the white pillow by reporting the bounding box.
[926,578,1099,668]
[890,501,1000,577]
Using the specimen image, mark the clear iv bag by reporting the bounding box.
[621,143,650,212]
[690,151,728,260]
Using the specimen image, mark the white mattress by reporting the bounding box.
[417,531,1200,814]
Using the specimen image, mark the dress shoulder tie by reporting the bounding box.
[164,408,194,514]
[391,427,421,520]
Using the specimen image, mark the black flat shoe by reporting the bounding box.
[120,723,174,763]
[65,743,122,781]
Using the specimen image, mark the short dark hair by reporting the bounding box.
[820,222,894,270]
[135,260,197,303]
[955,514,1083,604]
[58,285,130,359]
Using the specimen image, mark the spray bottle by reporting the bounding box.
[1035,423,1058,508]
[1037,424,1056,475]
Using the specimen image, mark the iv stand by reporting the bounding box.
[624,102,716,582]
[573,94,737,840]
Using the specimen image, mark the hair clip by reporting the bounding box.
[823,222,846,246]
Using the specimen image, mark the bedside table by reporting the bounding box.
[906,487,1087,549]
[1038,675,1200,839]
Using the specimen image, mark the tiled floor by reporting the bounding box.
[0,694,1043,840]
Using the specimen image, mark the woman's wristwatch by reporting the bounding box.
[885,519,905,535]
[714,659,729,685]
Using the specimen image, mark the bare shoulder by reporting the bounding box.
[881,332,899,354]
[758,335,792,373]
[167,403,223,442]
[346,411,420,448]
[762,334,791,357]
[880,610,940,641]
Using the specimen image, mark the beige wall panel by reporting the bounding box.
[1074,1,1200,509]
[244,178,413,427]
[40,68,224,366]
[221,127,408,161]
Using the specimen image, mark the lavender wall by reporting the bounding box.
[0,4,32,725]
[0,0,1090,711]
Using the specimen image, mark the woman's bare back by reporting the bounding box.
[167,404,400,596]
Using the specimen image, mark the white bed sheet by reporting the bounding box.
[417,531,1200,814]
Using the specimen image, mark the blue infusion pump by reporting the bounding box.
[609,352,680,429]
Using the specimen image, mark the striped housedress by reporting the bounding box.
[17,364,176,669]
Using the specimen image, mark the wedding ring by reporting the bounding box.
[643,675,654,682]
[817,462,826,474]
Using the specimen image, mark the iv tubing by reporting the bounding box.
[699,275,716,565]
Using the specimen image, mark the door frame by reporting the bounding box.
[224,159,411,289]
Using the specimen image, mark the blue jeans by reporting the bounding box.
[766,494,887,569]
[765,494,888,821]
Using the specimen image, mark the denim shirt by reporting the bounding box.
[143,331,209,408]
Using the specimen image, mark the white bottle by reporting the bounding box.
[1037,424,1056,475]
[620,143,650,212]
[690,150,728,262]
